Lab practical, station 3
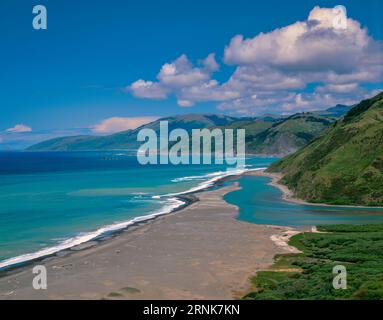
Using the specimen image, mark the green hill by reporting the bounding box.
[27,114,238,151]
[28,112,337,156]
[268,92,383,206]
[243,113,333,155]
[29,114,275,153]
[315,104,352,118]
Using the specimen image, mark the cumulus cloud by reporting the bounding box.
[157,54,211,88]
[179,80,240,102]
[129,53,221,105]
[177,100,194,107]
[224,6,379,73]
[217,6,383,113]
[227,66,306,92]
[92,117,159,134]
[202,53,220,72]
[6,124,32,133]
[129,80,168,99]
[315,83,359,94]
[129,6,383,115]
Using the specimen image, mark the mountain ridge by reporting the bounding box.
[27,104,350,155]
[268,92,383,206]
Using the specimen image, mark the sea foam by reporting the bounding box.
[0,197,184,270]
[0,166,266,270]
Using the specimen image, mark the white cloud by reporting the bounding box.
[224,6,379,74]
[315,83,359,94]
[129,6,383,115]
[92,117,159,134]
[129,53,220,105]
[179,80,240,102]
[278,92,359,113]
[228,66,305,91]
[177,100,194,107]
[157,55,210,88]
[202,53,220,72]
[129,80,168,99]
[219,6,383,113]
[6,124,32,133]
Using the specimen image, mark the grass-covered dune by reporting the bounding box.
[245,223,383,300]
[269,92,383,206]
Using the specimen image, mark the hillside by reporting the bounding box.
[28,108,341,155]
[316,104,352,117]
[243,113,333,155]
[28,114,238,151]
[268,92,383,206]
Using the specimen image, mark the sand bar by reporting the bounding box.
[0,183,298,300]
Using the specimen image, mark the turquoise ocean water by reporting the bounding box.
[0,151,383,269]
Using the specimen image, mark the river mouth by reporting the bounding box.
[225,174,383,227]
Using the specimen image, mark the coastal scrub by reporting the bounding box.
[245,223,383,300]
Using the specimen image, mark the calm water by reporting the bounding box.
[225,175,383,227]
[1,151,383,269]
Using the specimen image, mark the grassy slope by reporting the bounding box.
[245,224,383,300]
[28,114,239,151]
[269,92,383,206]
[28,113,333,155]
[217,113,333,156]
[247,113,332,155]
[26,132,139,151]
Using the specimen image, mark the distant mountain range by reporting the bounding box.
[269,92,383,206]
[319,104,352,117]
[223,113,333,156]
[27,114,237,152]
[28,104,351,156]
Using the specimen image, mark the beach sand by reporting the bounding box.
[0,183,298,300]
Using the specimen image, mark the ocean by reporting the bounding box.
[1,151,383,269]
[0,151,270,268]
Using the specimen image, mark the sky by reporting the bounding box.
[0,0,382,148]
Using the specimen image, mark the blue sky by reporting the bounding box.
[0,0,382,148]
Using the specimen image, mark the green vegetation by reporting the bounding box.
[269,92,383,206]
[107,292,124,298]
[245,223,383,300]
[28,112,338,156]
[27,114,237,151]
[104,286,141,299]
[245,113,333,155]
[315,104,352,118]
[215,112,333,156]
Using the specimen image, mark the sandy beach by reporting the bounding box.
[0,182,299,300]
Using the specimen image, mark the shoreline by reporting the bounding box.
[0,182,300,300]
[0,194,197,274]
[1,164,380,277]
[0,167,263,272]
[248,169,383,210]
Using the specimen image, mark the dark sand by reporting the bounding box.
[0,183,299,300]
